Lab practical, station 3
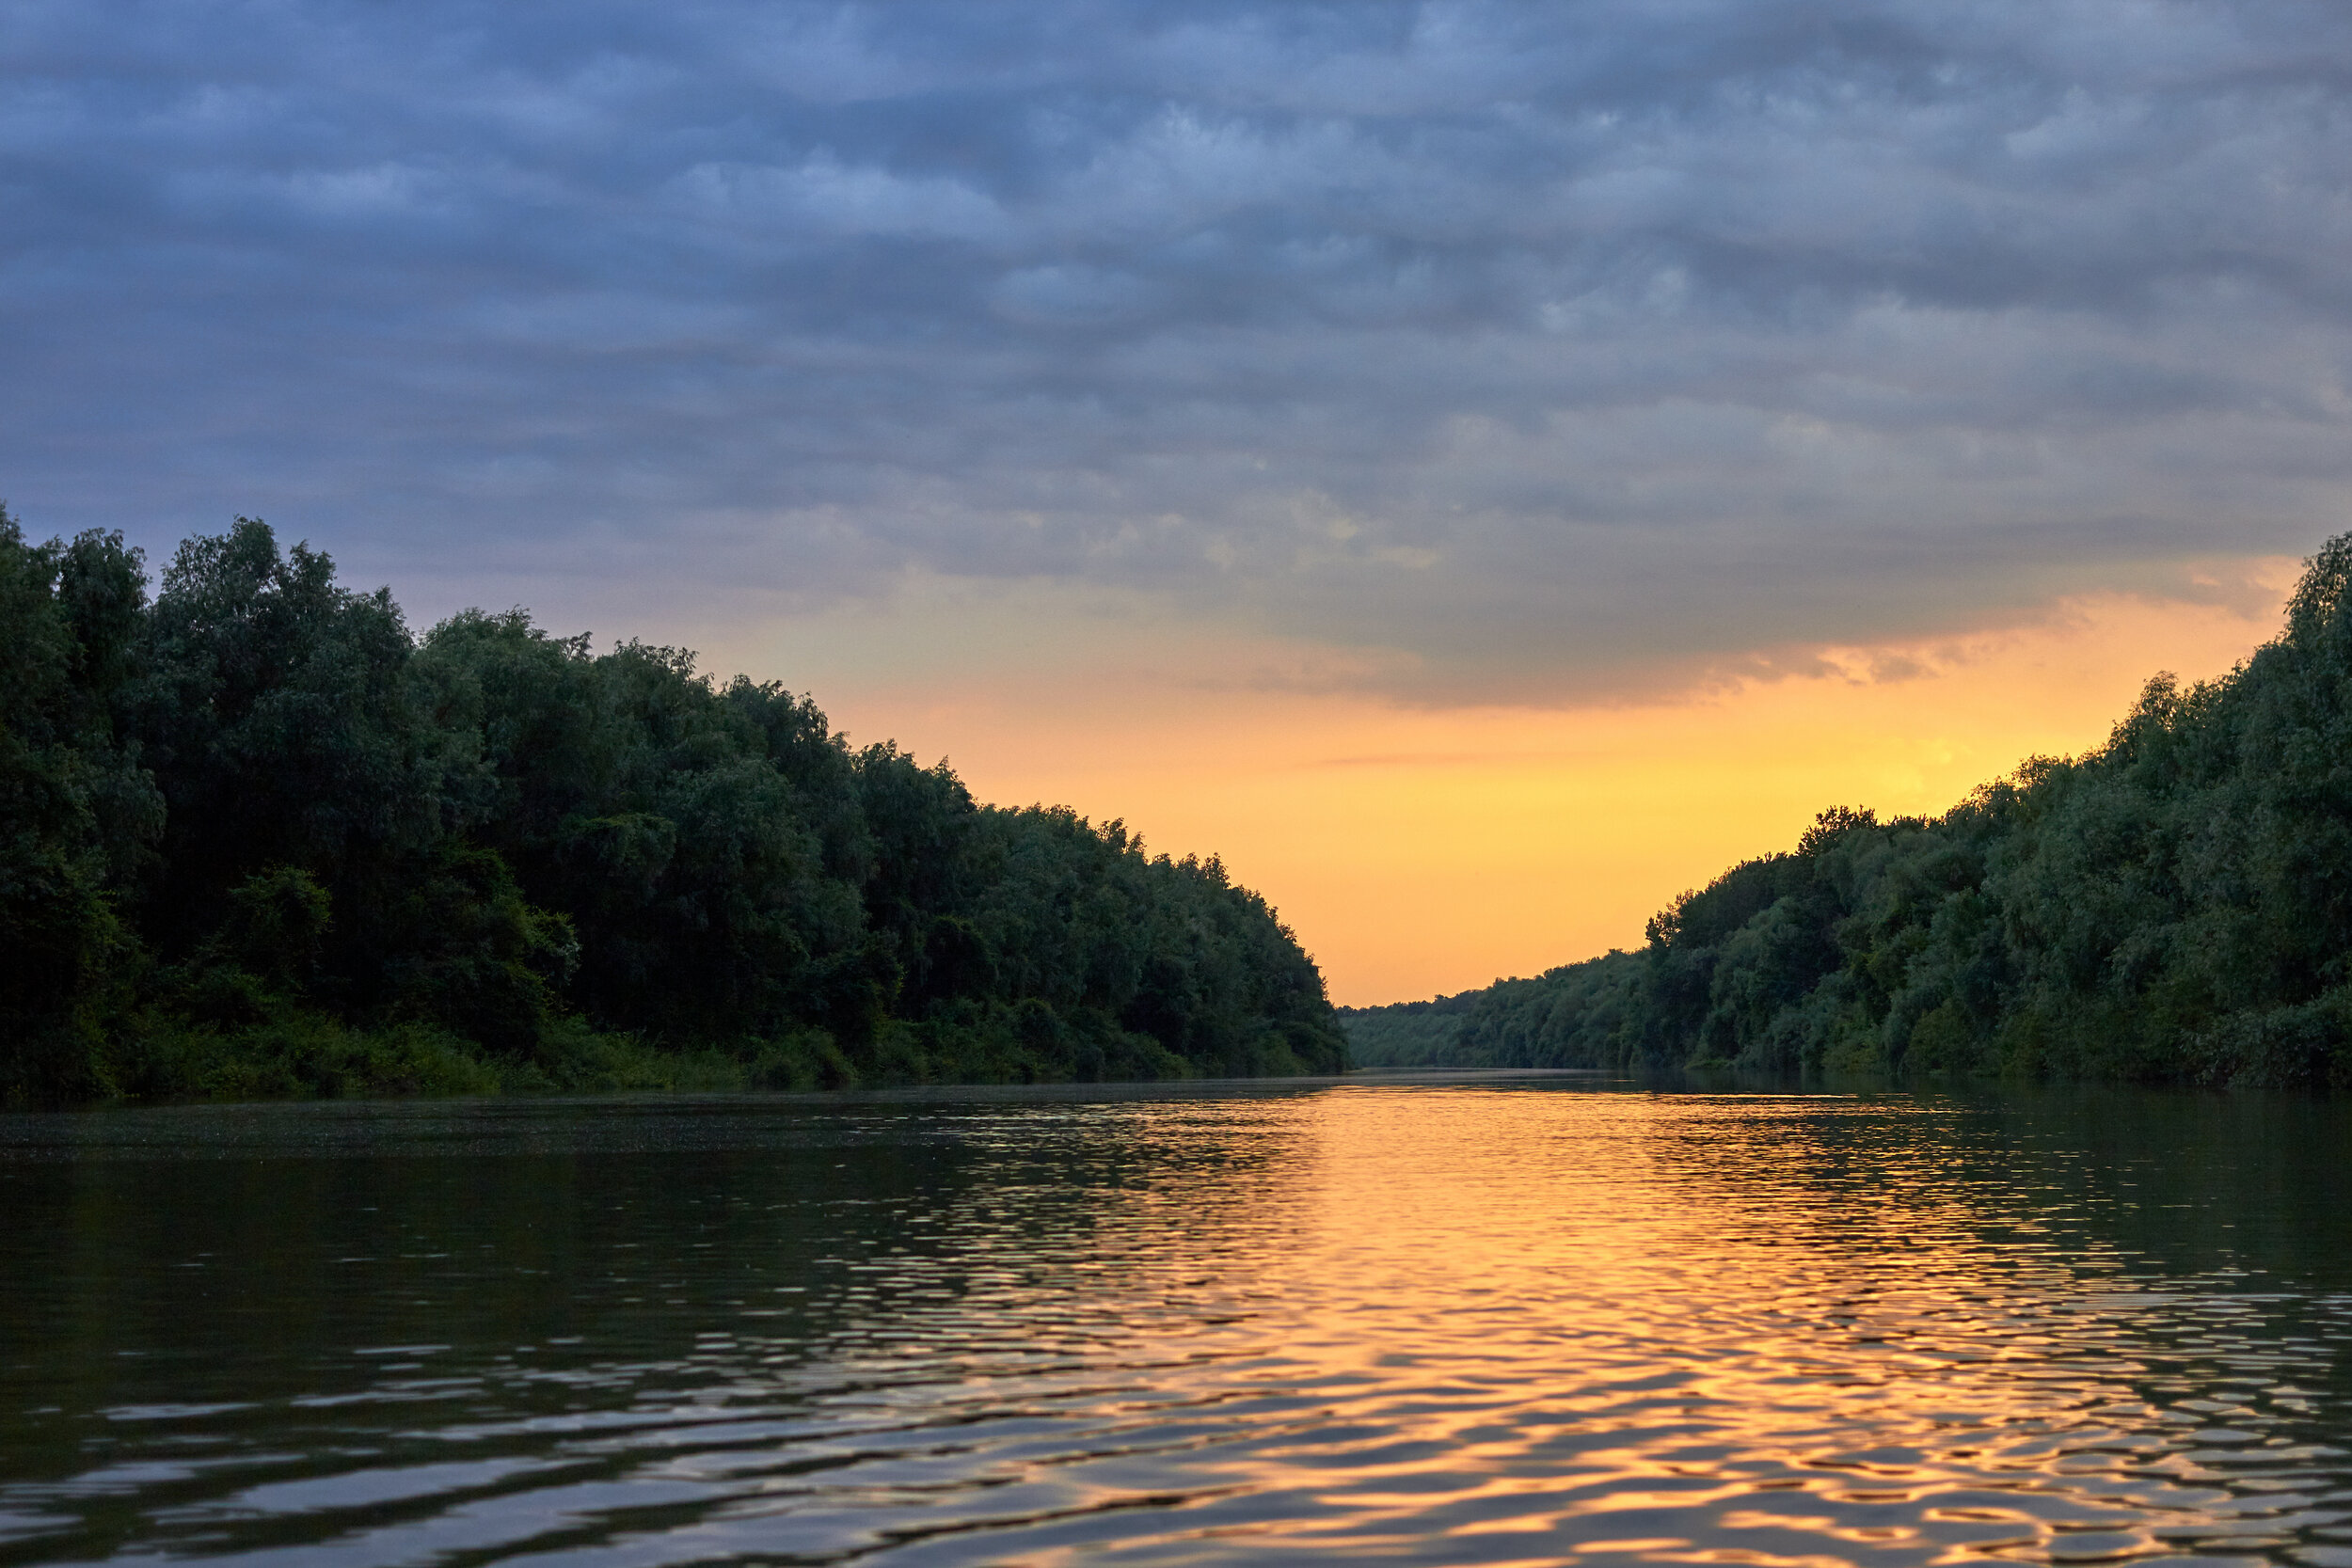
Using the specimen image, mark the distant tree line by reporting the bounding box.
[1338,990,1480,1069]
[1343,534,2352,1092]
[1,512,1346,1104]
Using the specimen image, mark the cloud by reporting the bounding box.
[3,0,2350,702]
[675,154,1012,244]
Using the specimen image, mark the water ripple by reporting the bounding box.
[2,1084,2350,1565]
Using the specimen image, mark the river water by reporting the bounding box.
[2,1076,2349,1567]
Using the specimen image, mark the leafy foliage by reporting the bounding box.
[1336,990,1482,1069]
[0,516,1343,1104]
[1344,535,2352,1092]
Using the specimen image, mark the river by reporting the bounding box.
[3,1075,2348,1565]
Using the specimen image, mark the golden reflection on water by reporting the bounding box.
[1,1085,2349,1567]
[1201,1089,2316,1565]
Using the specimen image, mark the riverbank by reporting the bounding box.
[41,1010,1241,1108]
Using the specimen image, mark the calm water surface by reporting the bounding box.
[3,1077,2350,1566]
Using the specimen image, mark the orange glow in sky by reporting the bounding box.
[716,560,2296,1007]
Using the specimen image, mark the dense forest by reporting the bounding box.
[0,512,1346,1105]
[1344,534,2352,1092]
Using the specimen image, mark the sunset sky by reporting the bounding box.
[7,2,2349,1003]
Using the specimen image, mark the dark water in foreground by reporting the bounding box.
[3,1079,2351,1567]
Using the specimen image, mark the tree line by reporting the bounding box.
[1,512,1346,1104]
[1344,534,2352,1092]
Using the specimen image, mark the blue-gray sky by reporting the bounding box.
[7,0,2351,702]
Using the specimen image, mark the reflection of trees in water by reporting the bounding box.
[13,1090,2352,1568]
[2,1091,1328,1445]
[1618,1090,2352,1516]
[1977,1087,2352,1289]
[10,1087,2350,1568]
[0,1092,1330,1560]
[1629,1086,2352,1286]
[1623,1086,2352,1307]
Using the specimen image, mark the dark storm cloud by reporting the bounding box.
[5,0,2351,698]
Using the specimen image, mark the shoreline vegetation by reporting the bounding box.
[1,512,1347,1108]
[1343,534,2352,1094]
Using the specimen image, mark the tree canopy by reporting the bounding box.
[0,513,1344,1104]
[1343,533,2352,1093]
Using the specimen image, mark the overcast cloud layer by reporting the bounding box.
[6,0,2351,700]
